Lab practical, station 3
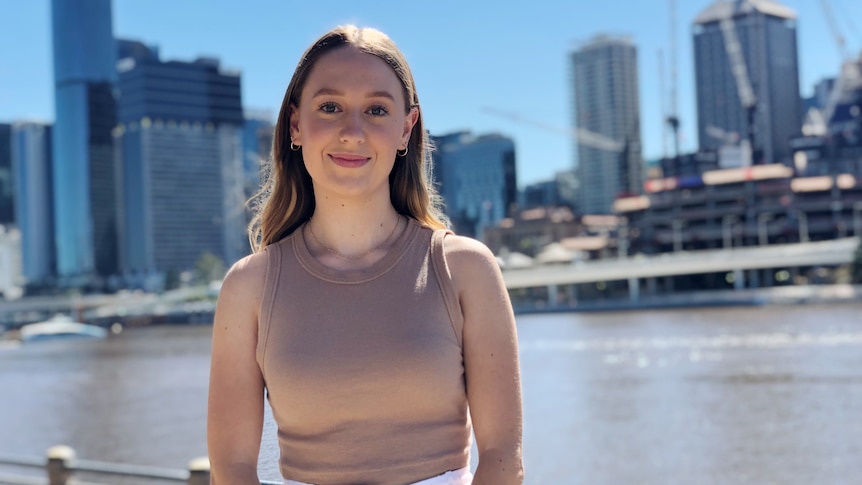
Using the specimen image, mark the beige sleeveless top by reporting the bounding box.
[256,218,471,485]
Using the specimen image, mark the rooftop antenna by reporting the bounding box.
[666,0,681,174]
[659,49,668,160]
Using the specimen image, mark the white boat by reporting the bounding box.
[19,314,108,342]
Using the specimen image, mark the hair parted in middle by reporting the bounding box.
[248,25,448,252]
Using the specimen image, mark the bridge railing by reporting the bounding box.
[0,446,280,485]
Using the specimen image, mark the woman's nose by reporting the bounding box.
[339,111,365,143]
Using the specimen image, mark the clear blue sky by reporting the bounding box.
[2,0,861,186]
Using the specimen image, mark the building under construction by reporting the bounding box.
[693,0,802,166]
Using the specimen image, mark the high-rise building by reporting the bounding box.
[115,40,246,285]
[570,35,643,215]
[11,122,55,285]
[0,124,12,225]
[0,226,23,300]
[793,55,862,175]
[693,0,801,165]
[803,78,836,113]
[827,57,862,152]
[431,131,517,239]
[520,170,578,210]
[242,109,274,200]
[51,0,118,284]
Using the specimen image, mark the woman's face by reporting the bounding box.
[290,46,418,202]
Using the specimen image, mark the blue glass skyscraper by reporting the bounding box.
[431,131,518,239]
[51,0,118,284]
[242,110,274,200]
[11,122,55,285]
[0,124,13,225]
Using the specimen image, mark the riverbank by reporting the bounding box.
[513,284,862,314]
[4,283,861,327]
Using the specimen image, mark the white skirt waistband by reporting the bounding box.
[283,466,472,485]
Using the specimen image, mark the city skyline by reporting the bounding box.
[2,0,861,187]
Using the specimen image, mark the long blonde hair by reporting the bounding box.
[248,26,447,252]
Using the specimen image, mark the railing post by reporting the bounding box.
[188,457,210,485]
[46,445,75,485]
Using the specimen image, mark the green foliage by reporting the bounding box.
[195,251,227,284]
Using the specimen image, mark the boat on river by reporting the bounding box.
[18,314,108,342]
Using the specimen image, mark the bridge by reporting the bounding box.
[502,237,860,302]
[1,238,858,324]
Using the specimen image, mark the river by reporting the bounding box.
[2,303,861,484]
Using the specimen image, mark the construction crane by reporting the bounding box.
[819,0,847,60]
[480,106,625,153]
[819,0,859,126]
[481,105,642,204]
[718,4,757,165]
[705,124,740,145]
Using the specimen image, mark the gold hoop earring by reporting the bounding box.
[397,146,408,157]
[290,139,301,151]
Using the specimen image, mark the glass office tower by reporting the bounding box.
[242,110,274,200]
[11,122,55,285]
[0,124,13,225]
[51,0,118,284]
[115,40,245,287]
[431,131,517,239]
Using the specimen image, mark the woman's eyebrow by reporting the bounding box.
[310,87,342,98]
[311,87,395,101]
[366,91,396,101]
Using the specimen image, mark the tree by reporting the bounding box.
[195,251,227,285]
[164,269,181,291]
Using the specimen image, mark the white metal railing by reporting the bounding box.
[0,446,281,485]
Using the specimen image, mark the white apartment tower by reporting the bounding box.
[570,35,643,215]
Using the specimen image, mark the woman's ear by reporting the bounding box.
[401,106,419,147]
[289,102,301,145]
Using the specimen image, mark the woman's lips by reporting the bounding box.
[329,154,370,168]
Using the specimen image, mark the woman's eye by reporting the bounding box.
[319,102,339,114]
[368,106,389,117]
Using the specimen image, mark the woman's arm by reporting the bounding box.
[446,235,524,485]
[207,252,268,484]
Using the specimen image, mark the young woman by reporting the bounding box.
[207,25,523,485]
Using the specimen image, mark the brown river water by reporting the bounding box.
[1,303,861,484]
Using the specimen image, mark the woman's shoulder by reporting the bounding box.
[441,233,495,258]
[220,250,270,302]
[440,234,500,281]
[223,233,298,285]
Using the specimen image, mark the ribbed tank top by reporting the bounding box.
[256,218,472,485]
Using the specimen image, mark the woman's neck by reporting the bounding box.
[306,189,404,263]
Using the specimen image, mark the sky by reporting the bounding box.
[2,0,861,187]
